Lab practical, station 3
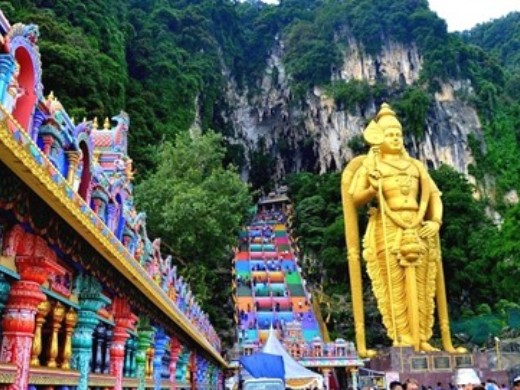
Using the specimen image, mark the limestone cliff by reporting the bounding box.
[220,36,483,181]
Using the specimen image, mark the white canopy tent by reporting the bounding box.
[262,328,324,389]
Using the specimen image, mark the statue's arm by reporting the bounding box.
[426,177,443,225]
[350,165,377,207]
[420,174,443,238]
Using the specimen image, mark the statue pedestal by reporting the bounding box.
[366,347,508,387]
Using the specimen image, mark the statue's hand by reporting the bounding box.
[368,170,381,191]
[419,221,440,238]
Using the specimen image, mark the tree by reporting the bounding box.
[430,164,499,314]
[135,131,251,332]
[491,203,520,303]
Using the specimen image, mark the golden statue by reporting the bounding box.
[342,103,464,357]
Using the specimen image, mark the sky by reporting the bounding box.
[259,0,520,32]
[428,0,520,31]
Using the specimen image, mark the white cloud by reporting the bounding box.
[428,0,519,31]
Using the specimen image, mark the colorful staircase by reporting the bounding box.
[233,207,321,349]
[231,195,364,388]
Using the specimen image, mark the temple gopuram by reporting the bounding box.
[230,191,364,389]
[0,11,225,390]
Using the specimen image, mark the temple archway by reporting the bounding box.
[12,46,37,132]
[77,140,91,202]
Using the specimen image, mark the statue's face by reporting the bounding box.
[381,126,403,154]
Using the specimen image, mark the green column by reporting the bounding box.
[136,318,155,390]
[0,273,11,341]
[71,274,110,390]
[176,348,190,386]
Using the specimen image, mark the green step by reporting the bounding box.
[288,284,305,296]
[285,273,302,284]
[237,286,252,296]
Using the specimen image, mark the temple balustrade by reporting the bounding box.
[0,9,223,390]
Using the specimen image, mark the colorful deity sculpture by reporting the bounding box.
[4,60,24,114]
[342,103,464,357]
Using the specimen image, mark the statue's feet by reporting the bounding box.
[420,341,440,352]
[442,338,467,353]
[393,334,414,347]
[358,348,377,358]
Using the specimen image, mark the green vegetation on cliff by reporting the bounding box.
[461,12,520,73]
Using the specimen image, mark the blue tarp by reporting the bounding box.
[239,352,285,380]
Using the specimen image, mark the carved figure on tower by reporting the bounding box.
[5,61,25,114]
[341,103,465,357]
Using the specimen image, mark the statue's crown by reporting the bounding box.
[376,103,402,131]
[363,103,402,146]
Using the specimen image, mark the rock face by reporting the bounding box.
[220,37,482,181]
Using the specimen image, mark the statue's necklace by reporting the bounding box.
[381,160,412,195]
[381,159,411,171]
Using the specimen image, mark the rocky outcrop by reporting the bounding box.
[337,36,422,86]
[418,83,482,175]
[219,36,483,181]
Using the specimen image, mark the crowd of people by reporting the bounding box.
[384,377,518,390]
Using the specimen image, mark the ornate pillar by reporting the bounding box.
[146,346,154,379]
[92,324,106,373]
[195,354,203,389]
[146,345,155,379]
[30,301,51,366]
[71,274,110,390]
[123,337,131,377]
[0,248,65,390]
[176,349,189,386]
[350,367,359,390]
[169,336,182,390]
[136,319,154,390]
[203,362,211,390]
[219,370,225,390]
[0,273,9,346]
[214,366,221,390]
[205,361,211,389]
[0,272,11,314]
[189,351,197,390]
[30,109,46,142]
[110,297,137,390]
[208,365,217,390]
[47,302,65,368]
[322,368,331,390]
[102,327,113,374]
[153,328,168,390]
[65,151,81,185]
[129,337,138,377]
[60,308,77,369]
[106,203,117,233]
[41,135,54,156]
[124,336,137,377]
[196,354,208,389]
